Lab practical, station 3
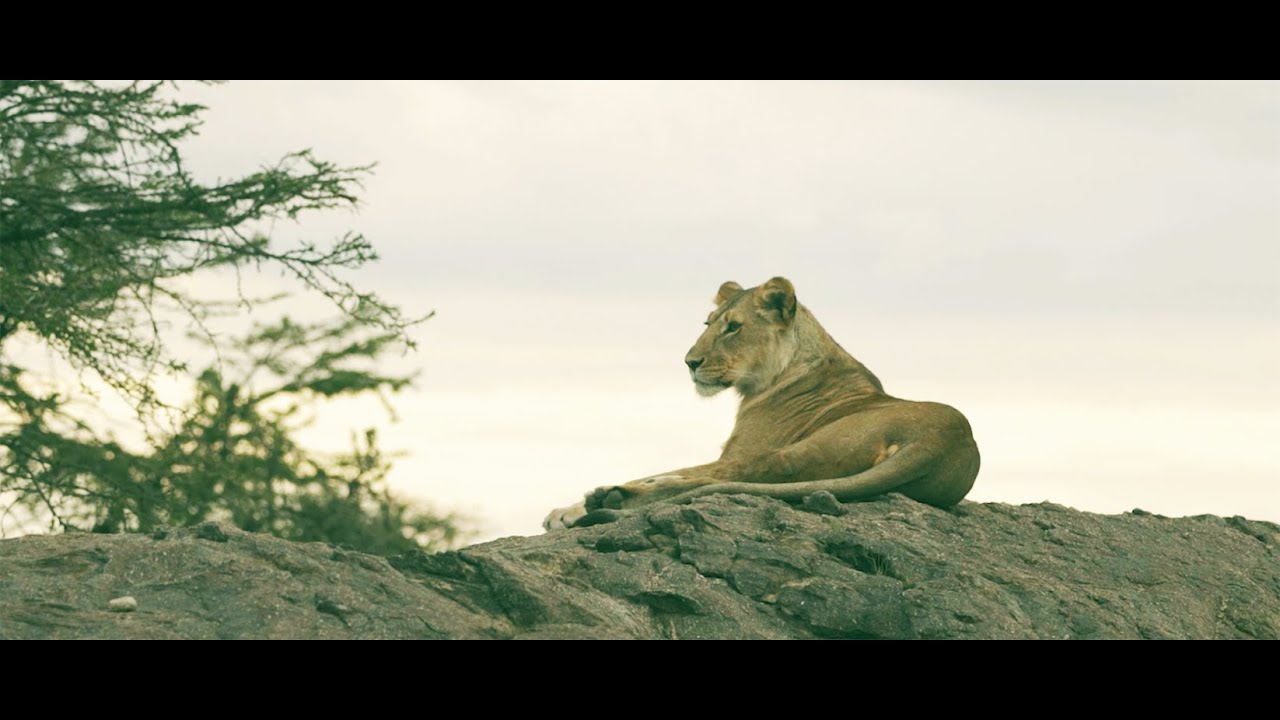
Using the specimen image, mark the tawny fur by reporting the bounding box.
[543,277,980,531]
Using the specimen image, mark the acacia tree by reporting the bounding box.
[0,80,461,552]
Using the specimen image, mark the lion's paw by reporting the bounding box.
[543,501,588,531]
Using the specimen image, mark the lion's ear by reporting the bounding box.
[714,281,744,306]
[756,277,796,323]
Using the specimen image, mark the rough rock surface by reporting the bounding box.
[2,494,1277,639]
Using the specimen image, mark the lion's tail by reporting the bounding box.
[673,443,937,505]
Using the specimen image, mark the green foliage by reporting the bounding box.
[0,81,462,553]
[1,317,464,553]
[0,80,420,397]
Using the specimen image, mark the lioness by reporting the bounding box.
[543,277,980,530]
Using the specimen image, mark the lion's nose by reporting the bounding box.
[686,357,704,372]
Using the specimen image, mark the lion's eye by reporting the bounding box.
[724,321,742,335]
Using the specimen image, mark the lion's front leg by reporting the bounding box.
[544,463,733,531]
[543,499,625,531]
[584,473,723,513]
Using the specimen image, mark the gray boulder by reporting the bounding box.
[1,494,1276,639]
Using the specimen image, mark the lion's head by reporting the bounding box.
[684,277,800,397]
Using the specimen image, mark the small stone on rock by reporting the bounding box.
[108,596,137,612]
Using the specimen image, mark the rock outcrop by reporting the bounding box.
[2,494,1277,639]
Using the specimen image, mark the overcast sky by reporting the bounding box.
[100,81,1280,537]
